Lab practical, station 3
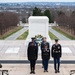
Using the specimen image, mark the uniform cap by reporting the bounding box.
[31,37,35,40]
[55,39,59,42]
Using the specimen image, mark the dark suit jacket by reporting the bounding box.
[51,44,62,58]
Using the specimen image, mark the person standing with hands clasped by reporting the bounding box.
[41,37,50,68]
[42,44,50,72]
[51,39,62,73]
[27,37,38,74]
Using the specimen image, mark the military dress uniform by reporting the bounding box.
[42,48,50,72]
[41,41,50,50]
[51,44,62,73]
[27,42,38,74]
[41,41,50,67]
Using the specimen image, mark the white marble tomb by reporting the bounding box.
[25,16,51,46]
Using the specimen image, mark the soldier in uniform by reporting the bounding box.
[28,37,38,49]
[51,39,62,73]
[42,44,50,72]
[27,38,38,74]
[41,37,50,68]
[41,37,50,50]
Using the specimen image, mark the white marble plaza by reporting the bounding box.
[62,47,72,53]
[5,47,20,54]
[0,40,74,60]
[0,40,74,75]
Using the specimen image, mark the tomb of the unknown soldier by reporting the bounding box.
[0,16,75,75]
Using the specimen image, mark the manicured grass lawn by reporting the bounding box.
[17,30,28,40]
[49,31,58,40]
[0,26,23,39]
[52,27,75,40]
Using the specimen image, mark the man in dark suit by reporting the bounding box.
[41,37,50,68]
[27,38,38,74]
[51,39,62,73]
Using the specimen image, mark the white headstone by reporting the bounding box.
[25,16,51,46]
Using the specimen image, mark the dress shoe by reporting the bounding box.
[55,70,57,73]
[57,70,60,73]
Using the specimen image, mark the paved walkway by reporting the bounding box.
[49,27,70,40]
[5,27,28,40]
[5,26,70,40]
[1,64,75,75]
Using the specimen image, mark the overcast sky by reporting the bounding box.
[0,0,75,3]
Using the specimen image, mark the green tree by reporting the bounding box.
[32,7,43,16]
[44,9,53,23]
